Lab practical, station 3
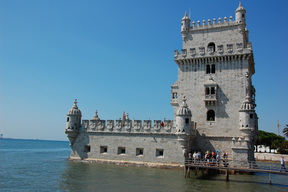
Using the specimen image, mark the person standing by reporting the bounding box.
[216,152,221,167]
[280,156,286,172]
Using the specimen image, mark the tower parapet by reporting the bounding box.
[82,118,174,134]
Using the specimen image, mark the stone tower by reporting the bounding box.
[172,3,258,166]
[65,99,82,145]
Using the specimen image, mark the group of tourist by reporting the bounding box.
[188,151,229,167]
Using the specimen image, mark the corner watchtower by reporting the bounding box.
[66,99,82,145]
[181,12,190,40]
[235,2,246,26]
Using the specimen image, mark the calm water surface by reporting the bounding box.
[0,139,287,192]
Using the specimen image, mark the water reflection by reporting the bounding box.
[60,161,288,192]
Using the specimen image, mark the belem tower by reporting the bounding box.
[65,3,258,168]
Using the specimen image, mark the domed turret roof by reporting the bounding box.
[91,110,100,120]
[67,99,82,115]
[235,2,246,12]
[240,96,255,110]
[176,97,192,116]
[182,12,190,20]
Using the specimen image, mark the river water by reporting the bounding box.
[0,139,287,192]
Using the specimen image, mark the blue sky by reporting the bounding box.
[0,0,287,141]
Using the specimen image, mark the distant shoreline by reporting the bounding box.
[0,137,68,142]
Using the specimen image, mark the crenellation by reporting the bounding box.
[107,120,114,131]
[174,44,252,60]
[81,119,174,134]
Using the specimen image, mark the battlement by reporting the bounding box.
[79,119,175,134]
[231,137,249,150]
[190,16,238,31]
[174,42,252,61]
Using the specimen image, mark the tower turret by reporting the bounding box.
[175,97,192,134]
[66,99,82,131]
[175,97,192,156]
[235,2,246,34]
[181,12,190,40]
[235,2,246,25]
[66,99,82,145]
[239,72,258,138]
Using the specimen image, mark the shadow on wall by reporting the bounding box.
[190,131,216,156]
[72,135,90,160]
[217,86,229,118]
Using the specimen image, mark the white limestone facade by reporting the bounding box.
[172,3,258,166]
[65,3,258,168]
[66,99,193,166]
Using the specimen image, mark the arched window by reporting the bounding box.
[67,117,69,122]
[185,118,189,124]
[207,110,215,121]
[208,42,215,52]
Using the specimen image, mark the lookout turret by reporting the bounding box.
[235,2,246,25]
[66,99,82,145]
[175,97,192,134]
[66,99,82,131]
[181,12,190,40]
[235,2,246,36]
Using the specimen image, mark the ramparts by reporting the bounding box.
[174,43,252,61]
[79,119,175,134]
[190,16,236,31]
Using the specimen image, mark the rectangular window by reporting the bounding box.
[136,148,144,156]
[156,149,164,157]
[84,145,91,152]
[206,64,210,74]
[100,146,108,154]
[172,92,178,99]
[117,147,126,155]
[250,114,254,119]
[211,64,215,74]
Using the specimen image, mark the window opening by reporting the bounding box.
[156,149,164,157]
[206,65,210,74]
[172,92,178,99]
[136,148,144,156]
[84,145,91,152]
[206,87,210,95]
[118,147,126,155]
[211,64,215,74]
[208,42,215,52]
[100,146,108,154]
[185,118,189,124]
[250,114,254,119]
[67,117,69,122]
[211,87,215,95]
[206,64,216,74]
[207,110,215,121]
